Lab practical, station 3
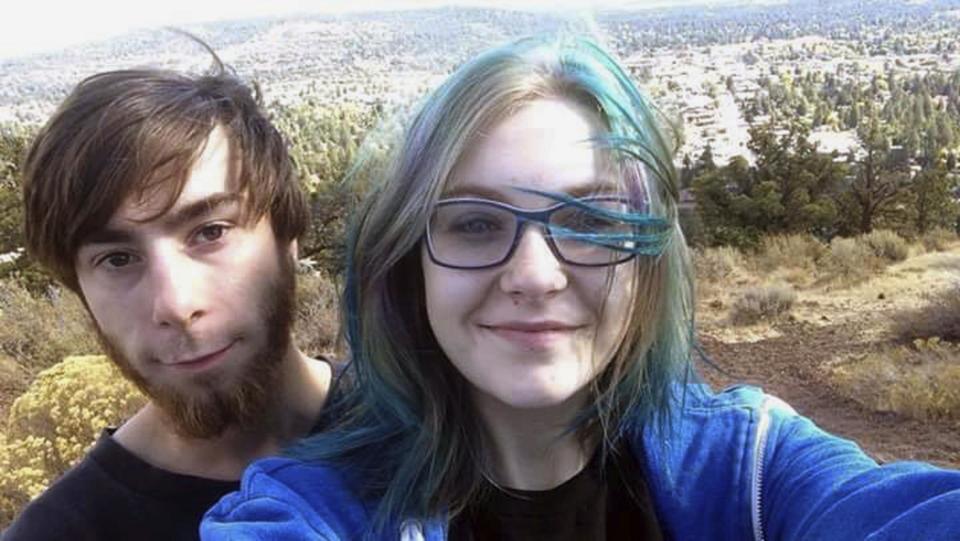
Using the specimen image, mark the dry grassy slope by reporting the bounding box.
[794,247,960,336]
[697,243,960,468]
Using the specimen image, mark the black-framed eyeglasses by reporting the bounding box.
[425,196,643,269]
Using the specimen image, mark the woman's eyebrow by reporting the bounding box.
[443,179,621,200]
[565,179,622,198]
[440,184,506,200]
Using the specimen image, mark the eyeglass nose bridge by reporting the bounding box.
[505,208,571,266]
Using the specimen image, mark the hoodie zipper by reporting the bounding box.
[400,518,425,541]
[751,396,772,541]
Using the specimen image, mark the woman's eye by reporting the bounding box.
[561,212,616,232]
[453,219,501,234]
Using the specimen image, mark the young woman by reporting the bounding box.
[202,35,960,540]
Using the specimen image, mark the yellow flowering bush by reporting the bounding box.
[0,355,144,528]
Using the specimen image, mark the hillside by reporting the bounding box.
[699,244,960,467]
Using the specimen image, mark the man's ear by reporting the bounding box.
[287,239,299,261]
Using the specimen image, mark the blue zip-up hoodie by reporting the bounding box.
[202,385,960,540]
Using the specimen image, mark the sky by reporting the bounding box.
[0,0,736,60]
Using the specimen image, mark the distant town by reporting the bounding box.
[3,0,960,168]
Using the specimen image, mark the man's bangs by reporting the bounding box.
[73,124,212,252]
[232,137,278,229]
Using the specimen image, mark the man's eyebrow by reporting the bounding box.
[159,192,243,230]
[81,228,136,247]
[80,193,243,248]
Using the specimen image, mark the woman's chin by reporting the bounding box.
[474,381,586,413]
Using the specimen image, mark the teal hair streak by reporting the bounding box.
[521,188,672,257]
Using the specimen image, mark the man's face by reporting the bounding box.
[74,127,296,438]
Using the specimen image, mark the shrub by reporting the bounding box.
[0,280,99,379]
[269,101,379,276]
[754,234,826,271]
[293,271,340,358]
[819,237,882,284]
[0,355,144,527]
[0,355,28,418]
[730,283,797,325]
[891,286,960,343]
[860,229,909,263]
[0,432,54,527]
[831,339,960,421]
[693,246,743,283]
[920,227,957,252]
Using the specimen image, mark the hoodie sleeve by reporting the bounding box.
[761,400,960,541]
[200,457,360,541]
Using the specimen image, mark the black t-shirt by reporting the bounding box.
[1,428,238,541]
[449,443,662,541]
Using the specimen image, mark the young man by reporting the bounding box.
[3,60,334,540]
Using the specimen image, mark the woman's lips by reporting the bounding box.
[482,322,581,349]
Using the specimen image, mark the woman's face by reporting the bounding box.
[421,97,636,417]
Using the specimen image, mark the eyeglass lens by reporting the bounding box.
[428,199,635,268]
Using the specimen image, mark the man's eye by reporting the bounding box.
[194,224,228,244]
[99,253,136,268]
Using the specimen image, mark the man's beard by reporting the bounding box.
[96,249,296,439]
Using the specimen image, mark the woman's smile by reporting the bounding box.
[479,320,585,351]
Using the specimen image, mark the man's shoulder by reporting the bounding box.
[3,443,110,540]
[3,431,238,541]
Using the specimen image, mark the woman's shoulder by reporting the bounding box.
[674,382,787,410]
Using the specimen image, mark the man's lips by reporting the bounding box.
[163,341,236,370]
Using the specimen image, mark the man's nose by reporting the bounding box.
[149,249,206,329]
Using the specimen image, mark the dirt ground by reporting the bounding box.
[696,246,960,468]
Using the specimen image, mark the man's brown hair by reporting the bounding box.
[22,55,308,293]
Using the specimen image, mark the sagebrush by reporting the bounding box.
[831,339,960,422]
[754,234,826,271]
[730,283,797,325]
[293,270,341,357]
[0,282,99,404]
[891,286,960,343]
[0,356,144,527]
[819,237,883,285]
[860,229,910,263]
[693,246,743,284]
